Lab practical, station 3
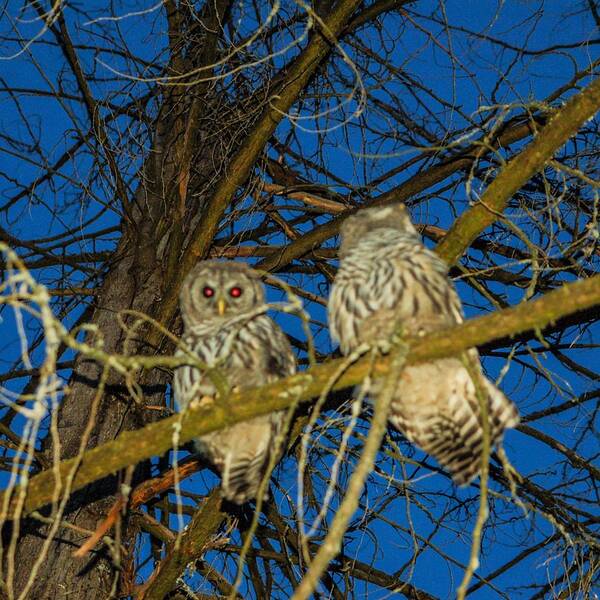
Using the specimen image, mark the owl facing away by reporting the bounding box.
[328,204,519,485]
[173,260,296,504]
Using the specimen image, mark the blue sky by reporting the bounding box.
[0,1,598,598]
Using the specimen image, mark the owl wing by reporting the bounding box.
[255,316,297,379]
[388,243,464,333]
[390,357,519,486]
[385,247,519,484]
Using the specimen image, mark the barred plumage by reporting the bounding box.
[174,261,296,504]
[328,204,519,486]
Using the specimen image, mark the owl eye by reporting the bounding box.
[229,286,243,298]
[202,286,215,298]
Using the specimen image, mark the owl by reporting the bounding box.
[173,260,296,504]
[328,204,519,485]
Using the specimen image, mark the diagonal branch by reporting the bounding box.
[3,273,599,519]
[436,76,600,264]
[518,424,600,482]
[138,488,225,600]
[256,115,545,272]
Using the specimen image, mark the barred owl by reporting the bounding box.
[173,260,296,504]
[328,204,519,485]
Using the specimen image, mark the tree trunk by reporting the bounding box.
[12,2,233,595]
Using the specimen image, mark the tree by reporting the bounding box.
[0,1,598,598]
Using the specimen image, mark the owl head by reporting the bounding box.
[339,203,418,257]
[179,260,265,329]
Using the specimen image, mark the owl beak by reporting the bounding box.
[217,297,227,316]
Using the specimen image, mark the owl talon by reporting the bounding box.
[374,339,393,354]
[190,395,215,409]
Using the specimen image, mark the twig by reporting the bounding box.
[290,342,408,600]
[456,355,491,599]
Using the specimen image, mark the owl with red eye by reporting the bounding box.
[174,260,296,504]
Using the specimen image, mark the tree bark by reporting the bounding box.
[11,1,232,596]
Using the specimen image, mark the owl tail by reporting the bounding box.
[221,446,271,505]
[423,382,519,487]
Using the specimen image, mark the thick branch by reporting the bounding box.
[4,273,599,519]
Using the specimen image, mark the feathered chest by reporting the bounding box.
[182,317,269,372]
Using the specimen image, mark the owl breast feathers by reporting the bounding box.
[328,204,519,486]
[173,260,296,504]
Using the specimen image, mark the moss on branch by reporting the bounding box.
[3,273,599,519]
